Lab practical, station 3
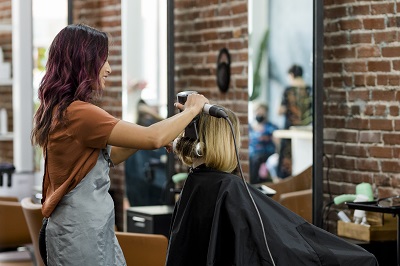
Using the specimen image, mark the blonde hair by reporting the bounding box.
[175,107,240,173]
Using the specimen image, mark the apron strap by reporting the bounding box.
[102,148,115,168]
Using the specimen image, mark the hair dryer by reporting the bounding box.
[333,182,374,205]
[334,182,374,225]
[176,91,228,140]
[176,91,228,118]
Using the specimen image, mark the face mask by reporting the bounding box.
[255,115,265,123]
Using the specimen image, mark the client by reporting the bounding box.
[166,107,378,265]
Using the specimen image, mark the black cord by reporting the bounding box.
[325,208,339,232]
[224,117,276,266]
[323,201,334,231]
[323,154,332,202]
[322,153,335,231]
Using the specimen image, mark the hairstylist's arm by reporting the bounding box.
[108,93,208,164]
[109,147,138,165]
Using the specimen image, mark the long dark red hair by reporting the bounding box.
[31,24,109,148]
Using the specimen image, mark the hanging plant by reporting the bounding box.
[249,29,269,101]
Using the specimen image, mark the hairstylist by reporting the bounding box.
[31,23,208,266]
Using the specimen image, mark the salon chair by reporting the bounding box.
[115,231,167,266]
[0,199,34,265]
[261,166,313,222]
[20,198,45,266]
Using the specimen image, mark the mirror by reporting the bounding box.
[166,0,323,225]
[248,0,314,185]
[248,0,324,226]
[121,0,170,208]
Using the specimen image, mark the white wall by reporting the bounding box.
[121,0,167,122]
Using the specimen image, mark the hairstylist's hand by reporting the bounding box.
[174,94,209,115]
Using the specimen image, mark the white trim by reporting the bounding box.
[0,132,13,141]
[12,0,34,173]
[0,79,12,86]
[0,24,12,32]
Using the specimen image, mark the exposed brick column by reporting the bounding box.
[0,0,13,164]
[174,0,250,179]
[323,0,400,232]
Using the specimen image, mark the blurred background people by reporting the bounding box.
[279,64,312,129]
[124,80,167,207]
[249,103,278,183]
[277,64,312,178]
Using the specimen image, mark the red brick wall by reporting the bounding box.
[0,0,13,164]
[174,0,250,178]
[323,0,400,231]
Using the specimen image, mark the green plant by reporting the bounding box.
[249,29,269,101]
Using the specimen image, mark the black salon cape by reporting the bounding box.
[165,165,378,266]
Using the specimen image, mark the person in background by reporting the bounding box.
[31,23,208,265]
[125,80,167,207]
[249,103,278,183]
[278,64,312,129]
[277,64,312,178]
[166,106,377,266]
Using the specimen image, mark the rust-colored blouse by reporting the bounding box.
[41,101,120,217]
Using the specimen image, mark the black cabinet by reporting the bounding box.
[126,205,174,238]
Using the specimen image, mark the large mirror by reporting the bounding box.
[121,0,170,208]
[248,0,314,185]
[122,0,323,225]
[248,0,323,226]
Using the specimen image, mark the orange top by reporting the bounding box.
[41,101,120,217]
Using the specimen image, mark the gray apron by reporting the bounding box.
[46,147,126,265]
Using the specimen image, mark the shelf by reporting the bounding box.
[273,129,313,139]
[0,132,13,141]
[0,79,12,86]
[0,24,12,32]
[346,201,400,215]
[346,200,400,265]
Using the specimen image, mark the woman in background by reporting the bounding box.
[124,80,167,207]
[277,64,312,178]
[279,64,312,129]
[31,23,208,265]
[249,103,279,183]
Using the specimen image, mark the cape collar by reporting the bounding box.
[189,163,208,173]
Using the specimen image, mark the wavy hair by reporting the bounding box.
[175,107,241,173]
[31,24,109,148]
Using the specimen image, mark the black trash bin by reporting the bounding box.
[0,162,15,187]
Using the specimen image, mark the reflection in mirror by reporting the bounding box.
[248,0,313,185]
[121,0,169,208]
